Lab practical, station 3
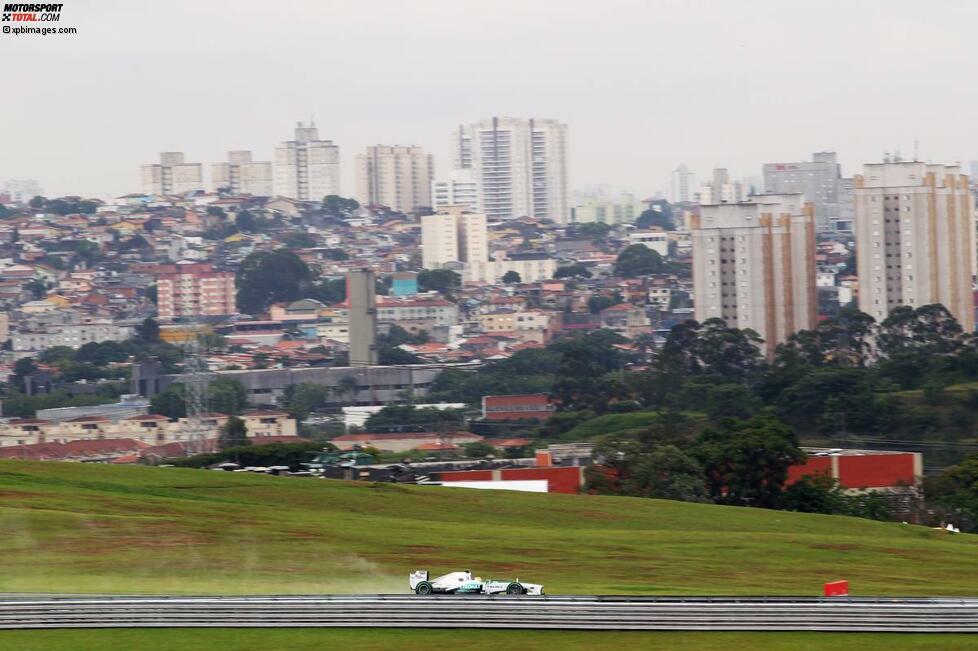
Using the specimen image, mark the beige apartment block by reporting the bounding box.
[853,161,975,330]
[0,412,297,448]
[421,206,488,269]
[355,145,433,213]
[692,194,817,356]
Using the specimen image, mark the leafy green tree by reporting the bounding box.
[613,244,664,278]
[283,232,316,249]
[634,203,675,230]
[502,270,522,284]
[235,210,257,232]
[554,263,592,279]
[551,331,631,413]
[573,222,612,239]
[417,268,461,295]
[587,294,622,314]
[207,205,227,218]
[781,474,849,514]
[208,377,248,415]
[134,318,161,344]
[150,383,187,419]
[236,249,311,314]
[322,195,360,216]
[926,453,978,532]
[463,441,499,458]
[28,196,46,209]
[693,415,804,508]
[364,405,465,432]
[283,382,332,420]
[218,415,250,450]
[306,277,346,304]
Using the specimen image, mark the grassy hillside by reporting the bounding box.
[0,460,976,597]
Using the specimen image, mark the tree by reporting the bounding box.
[322,195,360,216]
[235,210,258,232]
[463,441,499,458]
[28,196,45,209]
[218,415,250,450]
[613,244,664,278]
[781,474,849,514]
[283,232,316,249]
[634,204,675,231]
[551,331,631,413]
[236,249,311,314]
[283,382,332,420]
[554,263,592,279]
[573,222,612,239]
[208,377,248,415]
[587,294,621,314]
[926,453,978,532]
[306,277,346,305]
[417,268,461,295]
[206,206,227,218]
[502,270,522,284]
[150,383,187,419]
[133,318,161,344]
[693,416,805,509]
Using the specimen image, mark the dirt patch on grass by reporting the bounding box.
[810,543,861,552]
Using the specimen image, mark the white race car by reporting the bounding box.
[410,569,544,596]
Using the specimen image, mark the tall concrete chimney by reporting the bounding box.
[347,269,378,366]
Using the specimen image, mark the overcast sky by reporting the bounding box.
[2,0,976,200]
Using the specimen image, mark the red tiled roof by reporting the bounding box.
[0,438,149,461]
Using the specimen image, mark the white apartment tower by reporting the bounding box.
[671,164,697,204]
[452,117,568,222]
[274,122,340,201]
[212,151,273,196]
[692,194,817,357]
[355,145,433,213]
[141,152,204,195]
[697,168,746,205]
[853,161,974,330]
[421,206,488,269]
[431,168,479,211]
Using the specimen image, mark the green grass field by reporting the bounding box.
[4,629,978,651]
[1,460,977,649]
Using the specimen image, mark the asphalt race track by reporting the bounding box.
[1,595,977,631]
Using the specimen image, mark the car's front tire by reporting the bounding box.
[415,581,434,595]
[505,583,524,595]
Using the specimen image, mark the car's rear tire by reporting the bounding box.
[415,581,434,595]
[506,583,524,595]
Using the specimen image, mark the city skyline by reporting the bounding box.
[2,0,977,200]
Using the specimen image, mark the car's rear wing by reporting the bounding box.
[409,570,429,589]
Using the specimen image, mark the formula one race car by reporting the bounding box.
[410,570,544,596]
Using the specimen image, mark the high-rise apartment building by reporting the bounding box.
[697,168,746,204]
[421,206,488,269]
[274,122,340,201]
[431,168,479,211]
[141,152,204,195]
[763,152,842,232]
[452,117,568,222]
[212,151,273,196]
[355,145,433,213]
[671,164,697,204]
[692,194,817,356]
[156,262,237,321]
[1,179,43,203]
[853,161,974,329]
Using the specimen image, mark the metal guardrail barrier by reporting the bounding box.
[0,595,976,631]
